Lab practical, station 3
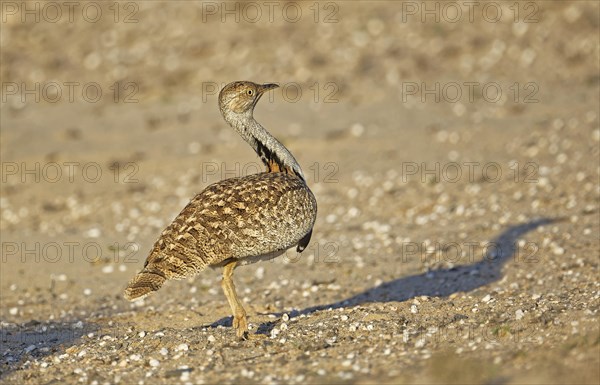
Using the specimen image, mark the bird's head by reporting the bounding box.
[218,81,279,117]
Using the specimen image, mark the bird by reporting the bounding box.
[124,81,317,340]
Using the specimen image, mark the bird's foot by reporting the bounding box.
[233,314,249,340]
[233,315,267,341]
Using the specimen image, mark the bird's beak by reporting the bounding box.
[258,83,279,95]
[254,83,279,106]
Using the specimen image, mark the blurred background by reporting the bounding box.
[1,1,599,384]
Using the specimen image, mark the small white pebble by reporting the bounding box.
[83,288,92,296]
[149,358,159,367]
[482,294,492,303]
[83,52,101,70]
[176,343,189,352]
[188,142,201,154]
[138,331,146,338]
[159,348,168,356]
[282,313,290,322]
[207,335,216,343]
[452,103,466,117]
[515,309,525,320]
[86,228,101,238]
[350,123,365,137]
[9,307,18,315]
[270,328,280,338]
[101,265,114,274]
[255,266,265,280]
[347,188,359,199]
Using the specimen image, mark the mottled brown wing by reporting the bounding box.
[124,172,316,300]
[175,172,316,264]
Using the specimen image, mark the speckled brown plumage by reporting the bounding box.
[124,172,316,298]
[124,81,317,340]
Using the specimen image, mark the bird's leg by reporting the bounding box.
[221,260,249,340]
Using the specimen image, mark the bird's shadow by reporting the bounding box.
[251,217,557,335]
[0,320,95,379]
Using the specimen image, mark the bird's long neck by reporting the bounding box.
[223,111,305,181]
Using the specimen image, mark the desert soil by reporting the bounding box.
[1,1,599,384]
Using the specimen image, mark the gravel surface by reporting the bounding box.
[1,1,599,384]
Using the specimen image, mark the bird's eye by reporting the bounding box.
[247,90,253,96]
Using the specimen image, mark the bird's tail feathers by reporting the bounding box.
[123,268,167,301]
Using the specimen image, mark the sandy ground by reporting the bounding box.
[1,1,599,384]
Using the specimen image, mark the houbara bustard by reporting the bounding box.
[124,81,317,340]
